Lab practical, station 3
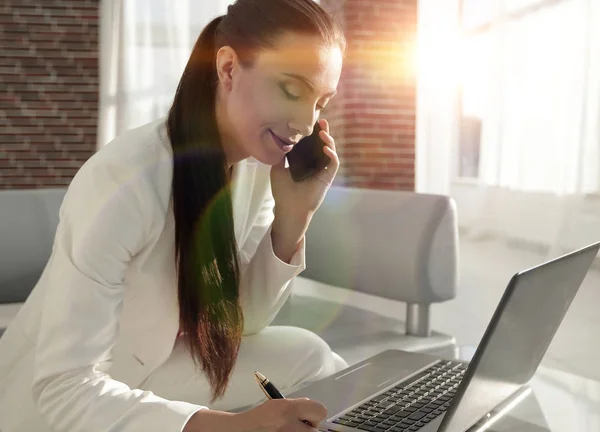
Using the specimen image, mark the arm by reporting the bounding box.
[271,207,312,265]
[31,161,205,432]
[245,117,339,329]
[238,191,306,336]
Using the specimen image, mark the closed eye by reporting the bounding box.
[280,84,326,110]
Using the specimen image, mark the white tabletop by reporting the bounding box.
[527,366,600,431]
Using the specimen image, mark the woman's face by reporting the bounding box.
[215,31,343,166]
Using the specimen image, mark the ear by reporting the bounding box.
[216,45,237,91]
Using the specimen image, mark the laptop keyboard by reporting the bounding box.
[331,360,467,432]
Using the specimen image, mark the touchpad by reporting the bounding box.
[288,362,416,416]
[286,350,438,417]
[334,362,408,389]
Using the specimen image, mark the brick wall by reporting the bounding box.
[0,0,415,191]
[320,0,417,190]
[1,0,99,190]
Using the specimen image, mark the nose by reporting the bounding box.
[289,108,319,138]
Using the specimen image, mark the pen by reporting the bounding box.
[254,371,312,426]
[254,370,285,399]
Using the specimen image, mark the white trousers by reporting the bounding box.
[139,326,349,412]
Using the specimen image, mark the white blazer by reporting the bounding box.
[0,118,306,432]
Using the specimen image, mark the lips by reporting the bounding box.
[269,130,295,152]
[270,130,295,145]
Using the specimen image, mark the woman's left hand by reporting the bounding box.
[269,118,339,263]
[270,118,340,218]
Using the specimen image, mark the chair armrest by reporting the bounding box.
[0,188,67,304]
[302,186,459,306]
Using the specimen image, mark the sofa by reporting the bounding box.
[0,186,459,360]
[271,186,459,364]
[0,188,66,304]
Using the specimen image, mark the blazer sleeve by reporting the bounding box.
[31,160,205,432]
[238,188,306,335]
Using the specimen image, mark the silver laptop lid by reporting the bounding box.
[439,241,600,432]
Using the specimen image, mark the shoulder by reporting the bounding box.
[78,119,171,197]
[63,119,174,227]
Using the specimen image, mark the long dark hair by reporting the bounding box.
[166,0,345,403]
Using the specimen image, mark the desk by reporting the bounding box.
[451,346,600,431]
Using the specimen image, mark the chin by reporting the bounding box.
[248,133,285,166]
[253,152,284,166]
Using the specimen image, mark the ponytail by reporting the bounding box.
[167,15,243,403]
[165,0,347,403]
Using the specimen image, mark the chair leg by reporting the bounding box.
[406,303,431,337]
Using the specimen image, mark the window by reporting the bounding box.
[456,0,590,186]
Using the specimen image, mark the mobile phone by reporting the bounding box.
[286,121,331,182]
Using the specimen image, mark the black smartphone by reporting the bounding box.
[286,121,331,182]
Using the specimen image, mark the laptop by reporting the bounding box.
[286,241,600,432]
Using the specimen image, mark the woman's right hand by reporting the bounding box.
[186,397,328,432]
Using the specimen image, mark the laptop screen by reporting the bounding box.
[440,242,599,432]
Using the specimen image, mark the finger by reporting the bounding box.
[318,118,329,135]
[319,130,336,153]
[292,398,328,427]
[323,146,340,173]
[294,420,319,432]
[313,146,340,187]
[293,398,327,423]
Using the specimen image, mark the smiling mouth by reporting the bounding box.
[269,130,295,152]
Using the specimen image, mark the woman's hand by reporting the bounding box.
[270,118,340,218]
[185,397,328,432]
[269,119,339,263]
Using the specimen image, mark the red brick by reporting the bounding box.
[4,0,415,191]
[319,0,417,190]
[2,0,98,190]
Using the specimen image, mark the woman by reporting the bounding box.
[0,0,347,431]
